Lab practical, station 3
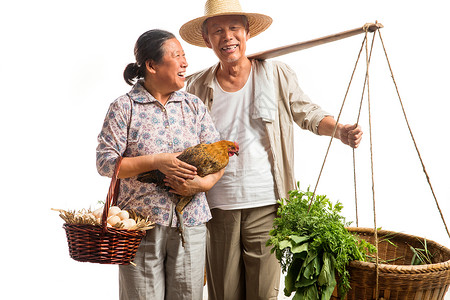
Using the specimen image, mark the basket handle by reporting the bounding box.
[100,157,123,232]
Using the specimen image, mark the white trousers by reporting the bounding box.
[119,223,206,300]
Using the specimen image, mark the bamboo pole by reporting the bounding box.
[248,22,383,60]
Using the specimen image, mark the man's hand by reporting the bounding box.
[338,123,363,148]
[318,117,363,149]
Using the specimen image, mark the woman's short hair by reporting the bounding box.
[123,29,176,85]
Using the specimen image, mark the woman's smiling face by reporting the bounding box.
[152,38,188,92]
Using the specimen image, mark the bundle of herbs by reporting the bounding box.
[267,185,376,299]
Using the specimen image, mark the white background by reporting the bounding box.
[1,0,449,299]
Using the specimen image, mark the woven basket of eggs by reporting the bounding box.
[54,157,154,265]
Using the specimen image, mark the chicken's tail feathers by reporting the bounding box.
[175,209,186,247]
[175,197,193,248]
[176,196,194,214]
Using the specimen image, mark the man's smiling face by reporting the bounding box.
[203,15,250,64]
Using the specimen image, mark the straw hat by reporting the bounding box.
[179,0,272,47]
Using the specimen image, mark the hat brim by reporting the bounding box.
[179,12,272,47]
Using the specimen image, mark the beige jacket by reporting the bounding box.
[186,59,330,200]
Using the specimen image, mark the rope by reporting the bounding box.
[308,35,367,209]
[363,29,380,300]
[353,31,378,227]
[307,25,384,296]
[305,20,448,299]
[378,31,450,240]
[352,152,359,227]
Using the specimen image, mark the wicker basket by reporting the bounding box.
[331,227,450,300]
[63,157,146,265]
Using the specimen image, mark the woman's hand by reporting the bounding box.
[118,152,197,180]
[164,169,225,196]
[154,153,197,182]
[164,175,202,196]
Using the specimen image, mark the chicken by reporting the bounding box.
[137,140,239,245]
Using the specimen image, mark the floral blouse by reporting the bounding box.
[96,81,219,227]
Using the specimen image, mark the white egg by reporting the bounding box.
[92,207,104,218]
[117,210,129,220]
[127,218,137,229]
[108,206,121,217]
[107,215,121,226]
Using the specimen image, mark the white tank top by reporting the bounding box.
[207,70,277,210]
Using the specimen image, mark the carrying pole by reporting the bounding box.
[248,22,383,60]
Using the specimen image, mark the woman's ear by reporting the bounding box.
[146,60,157,74]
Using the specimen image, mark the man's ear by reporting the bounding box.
[246,22,250,41]
[146,60,157,74]
[202,34,213,49]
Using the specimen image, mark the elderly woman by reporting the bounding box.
[96,29,222,300]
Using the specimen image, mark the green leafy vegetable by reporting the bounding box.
[267,185,376,299]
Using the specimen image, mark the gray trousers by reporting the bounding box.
[206,205,281,300]
[119,223,206,300]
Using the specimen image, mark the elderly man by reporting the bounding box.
[179,1,362,299]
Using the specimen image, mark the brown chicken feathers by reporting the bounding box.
[137,140,239,245]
